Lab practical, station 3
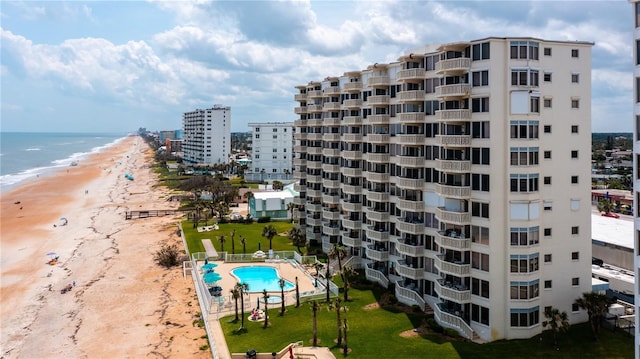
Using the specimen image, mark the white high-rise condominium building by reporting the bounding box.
[247,122,294,182]
[182,105,231,165]
[293,37,593,342]
[631,2,640,357]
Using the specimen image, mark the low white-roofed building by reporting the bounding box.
[248,183,298,220]
[591,213,634,270]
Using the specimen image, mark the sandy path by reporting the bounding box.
[1,136,209,358]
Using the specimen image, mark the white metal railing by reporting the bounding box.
[365,266,389,288]
[433,304,474,340]
[395,281,426,310]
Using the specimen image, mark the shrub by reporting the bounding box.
[411,304,422,313]
[426,318,444,333]
[155,243,180,268]
[257,216,271,223]
[444,328,460,338]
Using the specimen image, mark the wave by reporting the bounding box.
[25,147,41,151]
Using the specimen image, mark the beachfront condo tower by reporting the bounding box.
[182,104,231,165]
[246,122,295,182]
[631,1,640,357]
[293,37,593,342]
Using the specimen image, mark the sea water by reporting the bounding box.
[0,132,129,191]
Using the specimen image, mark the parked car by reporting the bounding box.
[601,212,620,218]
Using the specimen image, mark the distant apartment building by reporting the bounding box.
[182,105,231,165]
[631,1,640,357]
[246,122,294,182]
[293,37,593,342]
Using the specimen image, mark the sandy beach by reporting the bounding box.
[1,136,209,358]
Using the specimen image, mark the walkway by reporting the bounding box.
[202,239,218,258]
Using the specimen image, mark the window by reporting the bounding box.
[471,147,490,165]
[543,72,552,82]
[471,225,489,245]
[543,99,552,108]
[571,73,580,83]
[510,253,539,273]
[572,303,579,312]
[544,228,552,236]
[255,134,260,139]
[510,280,540,300]
[472,252,490,271]
[273,135,278,139]
[471,121,490,138]
[511,69,539,86]
[571,49,579,58]
[543,201,552,211]
[472,42,490,60]
[472,278,490,298]
[571,150,578,158]
[272,155,277,159]
[471,304,490,326]
[472,97,490,113]
[571,125,578,133]
[255,127,260,132]
[510,147,539,166]
[472,202,490,219]
[544,254,552,263]
[544,47,552,56]
[571,176,579,184]
[571,99,580,109]
[571,226,579,235]
[572,277,580,286]
[510,174,539,193]
[543,151,551,159]
[543,125,551,133]
[571,252,579,260]
[543,176,551,185]
[472,70,489,86]
[510,121,539,139]
[510,41,539,60]
[471,173,490,192]
[530,96,539,113]
[510,307,540,327]
[571,199,580,210]
[510,226,540,246]
[544,280,552,289]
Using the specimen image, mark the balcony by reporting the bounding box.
[293,196,305,206]
[341,218,361,230]
[396,134,424,145]
[306,202,322,211]
[435,159,471,173]
[365,153,390,163]
[435,57,471,75]
[367,95,389,105]
[324,86,341,95]
[343,82,363,92]
[396,199,425,212]
[306,147,324,155]
[367,172,389,182]
[342,151,362,161]
[396,220,424,235]
[323,117,341,126]
[366,134,390,143]
[342,167,362,177]
[435,184,471,199]
[364,207,389,222]
[340,184,362,195]
[435,84,472,99]
[434,109,472,123]
[322,194,340,205]
[366,191,389,202]
[342,133,363,142]
[435,280,471,303]
[306,133,323,141]
[341,201,362,212]
[396,178,424,190]
[365,266,389,288]
[343,99,363,108]
[398,90,425,102]
[322,179,340,190]
[322,148,340,157]
[306,189,322,198]
[397,112,425,123]
[293,158,306,166]
[396,263,424,280]
[306,161,322,170]
[395,284,426,310]
[436,207,471,226]
[365,246,389,261]
[306,217,322,226]
[306,118,322,126]
[398,156,424,168]
[321,164,340,174]
[294,93,307,102]
[368,75,391,87]
[322,224,341,236]
[366,227,389,242]
[396,242,424,257]
[307,90,322,98]
[294,107,308,115]
[322,209,340,220]
[342,116,362,125]
[307,104,323,112]
[365,114,389,124]
[435,258,470,277]
[435,134,471,147]
[341,234,362,247]
[397,68,425,81]
[323,102,341,111]
[435,231,471,251]
[293,183,305,192]
[293,171,306,180]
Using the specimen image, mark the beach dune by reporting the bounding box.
[1,136,209,358]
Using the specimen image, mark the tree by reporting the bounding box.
[295,277,300,308]
[286,202,297,223]
[262,289,270,329]
[288,227,306,254]
[310,300,321,347]
[230,287,240,322]
[574,292,613,340]
[328,243,347,286]
[341,265,358,302]
[279,278,286,316]
[230,229,236,254]
[542,306,570,346]
[342,318,348,355]
[236,282,249,331]
[243,191,254,202]
[328,298,346,346]
[154,244,180,268]
[597,198,614,215]
[218,235,226,253]
[325,257,331,302]
[240,236,247,254]
[262,224,278,250]
[272,180,284,191]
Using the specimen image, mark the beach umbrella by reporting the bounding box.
[203,271,222,283]
[202,263,218,271]
[46,251,57,259]
[60,217,68,226]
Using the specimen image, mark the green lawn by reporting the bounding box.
[220,284,635,359]
[181,220,295,255]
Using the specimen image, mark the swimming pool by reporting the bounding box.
[231,266,295,293]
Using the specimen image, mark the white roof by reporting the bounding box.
[591,213,633,250]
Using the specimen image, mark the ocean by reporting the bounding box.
[0,132,130,191]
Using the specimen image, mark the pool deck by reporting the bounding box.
[195,259,336,359]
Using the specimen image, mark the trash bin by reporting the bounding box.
[245,349,257,359]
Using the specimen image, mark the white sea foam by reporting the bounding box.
[25,148,41,151]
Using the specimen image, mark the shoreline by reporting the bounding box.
[0,136,209,358]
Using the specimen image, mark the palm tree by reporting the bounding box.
[286,202,297,223]
[262,224,278,250]
[236,282,249,331]
[240,236,247,254]
[342,318,348,355]
[288,227,306,254]
[272,180,284,191]
[341,265,358,302]
[230,229,236,254]
[328,243,347,286]
[230,287,240,322]
[328,298,346,346]
[597,198,614,215]
[574,292,612,339]
[262,289,270,329]
[279,278,286,316]
[325,257,331,302]
[542,306,570,346]
[310,300,321,347]
[218,235,226,252]
[243,191,254,202]
[295,277,300,308]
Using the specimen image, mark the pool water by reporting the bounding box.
[231,266,295,293]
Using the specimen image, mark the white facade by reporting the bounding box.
[247,122,294,181]
[182,105,231,165]
[293,37,593,342]
[631,1,640,357]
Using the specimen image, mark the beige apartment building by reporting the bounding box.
[293,37,593,342]
[631,1,640,358]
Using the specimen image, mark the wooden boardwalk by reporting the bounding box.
[125,209,179,220]
[201,239,218,258]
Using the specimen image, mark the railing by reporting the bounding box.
[433,304,474,340]
[434,109,472,122]
[435,57,471,73]
[395,282,426,310]
[365,266,389,288]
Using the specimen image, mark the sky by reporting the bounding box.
[0,0,633,133]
